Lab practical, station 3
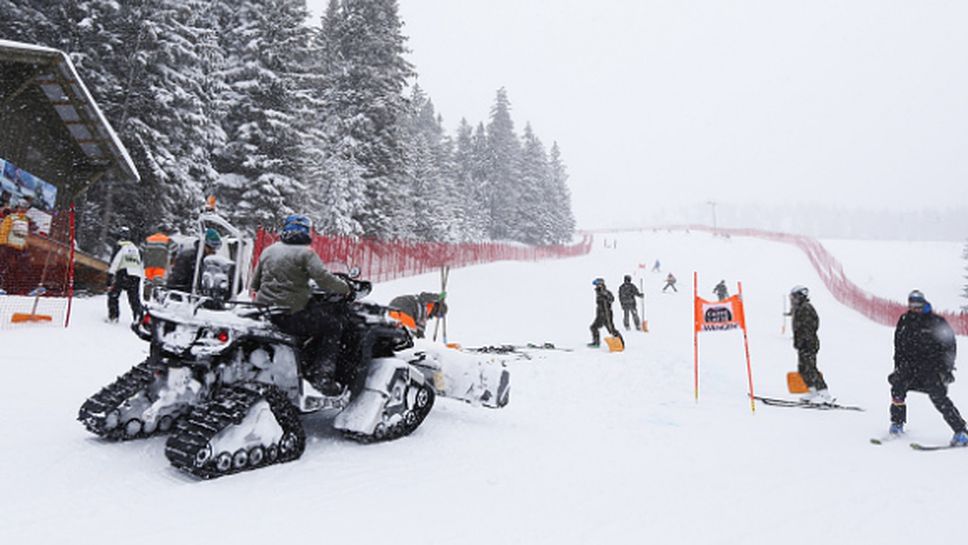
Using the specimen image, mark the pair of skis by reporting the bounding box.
[870,435,967,451]
[753,395,864,412]
[463,343,573,360]
[759,396,964,450]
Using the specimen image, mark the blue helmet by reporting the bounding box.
[281,214,312,243]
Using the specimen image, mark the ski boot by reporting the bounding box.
[586,342,600,348]
[799,387,817,403]
[889,422,904,436]
[950,430,968,447]
[812,389,833,403]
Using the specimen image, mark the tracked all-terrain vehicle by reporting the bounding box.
[78,215,509,479]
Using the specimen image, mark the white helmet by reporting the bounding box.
[790,285,809,298]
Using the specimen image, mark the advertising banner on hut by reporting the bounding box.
[1,157,57,235]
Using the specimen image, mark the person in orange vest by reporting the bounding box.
[142,223,175,297]
[388,292,446,338]
[0,198,33,294]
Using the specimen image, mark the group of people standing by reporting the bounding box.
[105,224,223,323]
[588,275,647,349]
[788,285,967,446]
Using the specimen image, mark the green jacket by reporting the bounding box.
[251,241,350,312]
[792,300,819,352]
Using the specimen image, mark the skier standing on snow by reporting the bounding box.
[789,286,831,403]
[589,278,623,348]
[251,214,351,395]
[662,272,677,293]
[618,274,644,331]
[651,259,661,272]
[106,227,144,323]
[714,280,729,301]
[887,290,968,445]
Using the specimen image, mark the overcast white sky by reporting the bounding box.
[308,0,968,230]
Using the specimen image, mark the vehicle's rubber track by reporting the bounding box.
[77,358,176,440]
[165,382,304,479]
[341,380,435,444]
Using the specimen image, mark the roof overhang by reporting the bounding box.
[0,39,140,184]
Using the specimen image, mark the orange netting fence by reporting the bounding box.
[678,225,968,336]
[252,229,594,283]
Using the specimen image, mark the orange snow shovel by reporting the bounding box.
[786,371,808,394]
[605,336,625,352]
[11,287,52,323]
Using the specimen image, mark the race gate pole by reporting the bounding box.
[781,293,787,335]
[640,276,648,332]
[693,271,699,401]
[738,281,756,413]
[65,203,76,328]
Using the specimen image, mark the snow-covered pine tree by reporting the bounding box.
[485,87,521,241]
[60,0,226,250]
[323,0,415,240]
[212,0,315,232]
[0,0,56,45]
[111,0,225,235]
[515,123,552,245]
[470,122,492,239]
[405,86,459,242]
[298,0,366,237]
[548,142,576,243]
[453,118,488,241]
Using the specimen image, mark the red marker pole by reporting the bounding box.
[738,281,756,413]
[64,203,76,328]
[693,271,699,401]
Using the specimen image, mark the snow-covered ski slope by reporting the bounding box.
[2,230,965,545]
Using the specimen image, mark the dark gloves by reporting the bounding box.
[106,274,115,288]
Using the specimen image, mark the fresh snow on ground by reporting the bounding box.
[1,230,965,544]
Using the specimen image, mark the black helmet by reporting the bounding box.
[624,275,632,283]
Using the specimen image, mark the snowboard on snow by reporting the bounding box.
[753,395,864,412]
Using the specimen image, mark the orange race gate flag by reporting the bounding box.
[692,272,757,412]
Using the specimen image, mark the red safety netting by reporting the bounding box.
[677,225,968,336]
[252,229,593,283]
[0,204,75,328]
